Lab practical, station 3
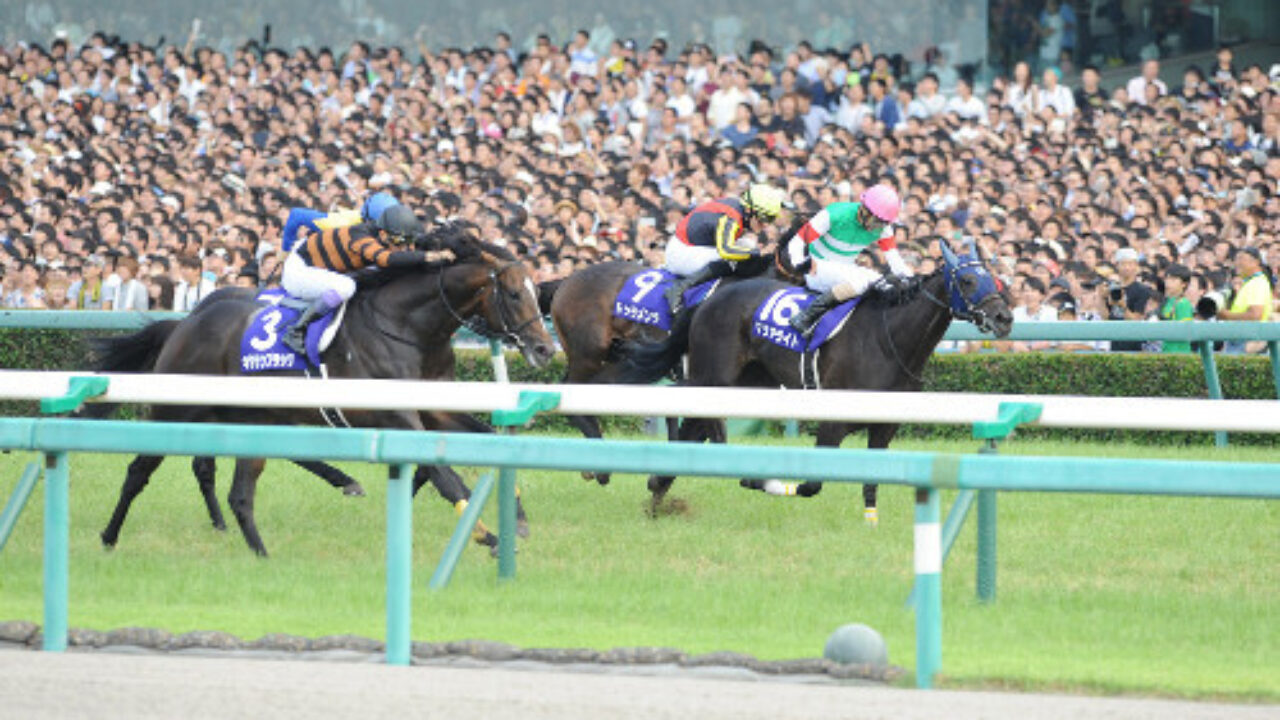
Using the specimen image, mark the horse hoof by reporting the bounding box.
[212,522,227,532]
[517,519,531,539]
[343,482,366,497]
[595,473,611,486]
[100,532,116,549]
[254,548,270,558]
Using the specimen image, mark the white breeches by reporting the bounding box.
[805,259,881,296]
[662,238,723,276]
[282,248,356,302]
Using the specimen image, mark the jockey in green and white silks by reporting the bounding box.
[786,184,911,337]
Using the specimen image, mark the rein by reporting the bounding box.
[878,272,943,385]
[436,260,538,349]
[878,259,995,384]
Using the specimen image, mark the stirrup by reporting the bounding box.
[790,313,819,339]
[666,284,688,314]
[282,327,307,356]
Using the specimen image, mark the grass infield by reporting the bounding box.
[0,435,1276,700]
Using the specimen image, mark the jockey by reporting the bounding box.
[786,184,911,338]
[663,183,792,314]
[279,204,454,355]
[280,192,404,253]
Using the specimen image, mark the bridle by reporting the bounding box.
[880,254,1002,383]
[437,259,540,350]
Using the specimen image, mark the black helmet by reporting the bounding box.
[379,204,425,241]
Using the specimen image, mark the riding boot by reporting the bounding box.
[789,290,841,339]
[666,261,731,315]
[282,290,342,356]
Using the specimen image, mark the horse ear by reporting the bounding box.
[964,237,978,257]
[939,236,960,266]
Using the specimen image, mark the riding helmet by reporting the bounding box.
[379,204,426,241]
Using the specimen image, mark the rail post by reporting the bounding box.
[42,451,69,652]
[491,391,561,582]
[385,463,413,665]
[1196,341,1228,448]
[975,444,998,605]
[1269,341,1280,400]
[0,461,41,553]
[913,487,942,689]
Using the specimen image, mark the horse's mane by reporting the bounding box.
[858,269,942,309]
[354,221,517,291]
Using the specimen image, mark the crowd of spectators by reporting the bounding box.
[0,23,1277,352]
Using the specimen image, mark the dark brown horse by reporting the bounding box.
[616,239,1014,516]
[546,252,783,484]
[92,234,555,556]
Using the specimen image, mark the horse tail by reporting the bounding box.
[79,320,180,419]
[615,309,695,384]
[536,279,562,316]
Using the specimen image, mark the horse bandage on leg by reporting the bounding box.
[455,499,493,542]
[762,479,799,496]
[863,507,879,526]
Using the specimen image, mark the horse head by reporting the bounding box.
[456,247,556,368]
[939,238,1013,338]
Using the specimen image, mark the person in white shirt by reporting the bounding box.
[111,256,149,311]
[1004,61,1037,117]
[567,30,599,80]
[911,73,948,118]
[1125,60,1167,106]
[173,255,214,312]
[665,76,697,119]
[835,80,872,133]
[946,77,986,120]
[1037,67,1075,117]
[706,67,755,130]
[1008,276,1057,351]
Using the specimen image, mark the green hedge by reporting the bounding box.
[4,329,1276,445]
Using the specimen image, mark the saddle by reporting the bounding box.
[238,289,348,372]
[611,268,720,331]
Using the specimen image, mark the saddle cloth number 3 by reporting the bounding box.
[250,309,285,352]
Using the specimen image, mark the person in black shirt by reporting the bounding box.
[1176,66,1215,107]
[1073,65,1107,119]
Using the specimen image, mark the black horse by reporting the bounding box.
[617,238,1013,516]
[93,234,555,556]
[82,318,367,525]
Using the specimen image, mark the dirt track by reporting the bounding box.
[2,648,1275,720]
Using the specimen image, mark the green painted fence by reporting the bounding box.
[1,416,1277,689]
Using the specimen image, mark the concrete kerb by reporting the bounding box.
[0,620,902,685]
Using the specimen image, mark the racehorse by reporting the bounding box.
[92,231,555,556]
[86,317,489,544]
[546,249,789,484]
[616,238,1013,516]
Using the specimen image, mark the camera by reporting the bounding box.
[1196,290,1232,319]
[1107,282,1125,304]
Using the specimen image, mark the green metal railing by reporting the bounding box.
[1,415,1277,687]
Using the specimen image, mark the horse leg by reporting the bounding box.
[566,414,610,485]
[796,422,853,499]
[293,459,366,497]
[101,455,165,548]
[414,465,501,552]
[862,424,902,526]
[227,458,268,557]
[191,457,226,531]
[648,417,706,515]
